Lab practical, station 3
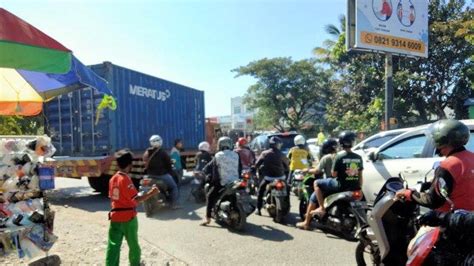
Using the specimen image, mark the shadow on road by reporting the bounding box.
[238,223,294,242]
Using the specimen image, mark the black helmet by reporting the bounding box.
[430,119,469,149]
[321,138,338,155]
[339,131,356,148]
[217,137,233,151]
[269,136,282,149]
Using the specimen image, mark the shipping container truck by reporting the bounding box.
[43,62,205,194]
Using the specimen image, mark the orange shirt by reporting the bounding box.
[109,171,138,222]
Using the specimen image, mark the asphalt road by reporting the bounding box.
[51,176,359,265]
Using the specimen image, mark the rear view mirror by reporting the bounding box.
[368,151,377,162]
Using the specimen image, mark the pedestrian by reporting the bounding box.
[106,149,159,266]
[170,139,184,184]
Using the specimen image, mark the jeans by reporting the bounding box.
[153,174,179,206]
[310,178,341,204]
[106,217,140,266]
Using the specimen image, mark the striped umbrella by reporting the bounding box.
[0,55,112,116]
[0,8,72,73]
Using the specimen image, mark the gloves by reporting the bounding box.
[418,210,449,227]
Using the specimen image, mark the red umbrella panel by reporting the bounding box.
[0,8,72,73]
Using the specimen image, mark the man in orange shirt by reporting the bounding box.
[106,149,159,266]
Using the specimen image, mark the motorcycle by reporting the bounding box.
[263,178,291,223]
[356,171,473,266]
[298,173,317,220]
[139,175,171,217]
[291,170,306,197]
[312,187,367,241]
[190,171,206,203]
[242,168,258,196]
[355,176,419,265]
[205,176,255,231]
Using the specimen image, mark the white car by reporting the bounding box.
[353,128,412,156]
[362,120,474,203]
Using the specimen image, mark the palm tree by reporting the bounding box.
[313,15,346,60]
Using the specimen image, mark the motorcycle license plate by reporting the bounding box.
[351,201,367,208]
[271,190,287,197]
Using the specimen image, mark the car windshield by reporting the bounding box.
[279,136,296,151]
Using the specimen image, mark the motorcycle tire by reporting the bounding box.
[299,198,307,221]
[274,198,288,224]
[340,205,361,241]
[143,200,154,217]
[355,240,380,266]
[229,203,247,231]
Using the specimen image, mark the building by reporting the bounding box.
[230,96,255,131]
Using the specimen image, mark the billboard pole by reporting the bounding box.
[385,52,393,131]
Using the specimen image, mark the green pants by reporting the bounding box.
[106,217,141,266]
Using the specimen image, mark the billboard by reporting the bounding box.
[347,0,429,58]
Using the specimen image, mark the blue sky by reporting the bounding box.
[2,0,345,116]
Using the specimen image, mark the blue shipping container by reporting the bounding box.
[45,62,205,156]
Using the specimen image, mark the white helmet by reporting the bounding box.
[198,141,210,152]
[294,135,306,146]
[149,135,163,148]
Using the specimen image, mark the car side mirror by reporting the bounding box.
[368,151,377,162]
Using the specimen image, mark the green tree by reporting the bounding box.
[0,115,44,135]
[233,58,331,132]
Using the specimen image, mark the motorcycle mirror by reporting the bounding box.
[399,173,409,189]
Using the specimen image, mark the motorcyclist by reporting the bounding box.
[396,119,474,212]
[142,135,181,209]
[194,141,213,172]
[200,137,242,226]
[287,135,312,183]
[255,136,289,216]
[303,138,339,179]
[297,131,363,229]
[234,137,256,170]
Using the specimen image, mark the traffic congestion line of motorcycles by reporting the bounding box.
[137,119,474,265]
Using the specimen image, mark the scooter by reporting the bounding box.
[263,178,291,223]
[206,176,255,231]
[290,170,306,197]
[312,188,368,241]
[355,176,419,265]
[139,175,172,217]
[356,169,473,265]
[190,171,206,203]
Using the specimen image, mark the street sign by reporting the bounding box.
[347,0,429,58]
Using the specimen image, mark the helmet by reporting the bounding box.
[237,137,248,147]
[269,136,283,149]
[198,141,210,152]
[149,135,163,148]
[338,131,356,148]
[294,135,306,146]
[217,137,233,151]
[430,119,469,149]
[321,138,338,155]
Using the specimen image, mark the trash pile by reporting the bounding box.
[0,136,57,259]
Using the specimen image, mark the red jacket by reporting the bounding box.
[437,150,474,212]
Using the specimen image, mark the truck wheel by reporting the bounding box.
[88,174,111,195]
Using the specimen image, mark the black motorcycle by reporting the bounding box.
[243,169,258,196]
[206,178,255,231]
[139,175,172,217]
[190,171,206,203]
[263,178,290,223]
[312,188,368,241]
